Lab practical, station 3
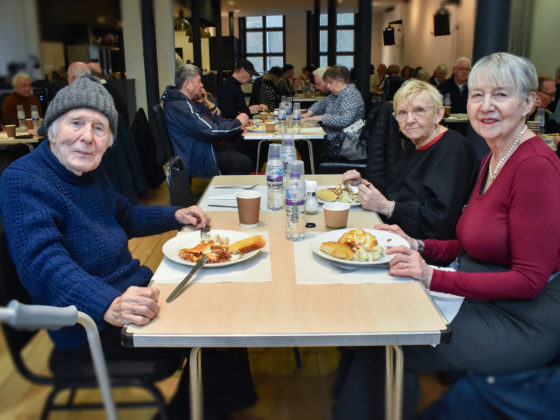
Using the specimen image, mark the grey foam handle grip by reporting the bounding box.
[8,300,78,330]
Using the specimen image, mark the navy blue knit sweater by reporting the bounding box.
[0,140,180,350]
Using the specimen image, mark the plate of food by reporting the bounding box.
[317,185,360,206]
[311,228,409,267]
[162,230,266,268]
[247,124,266,133]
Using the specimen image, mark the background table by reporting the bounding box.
[243,129,325,174]
[124,175,449,420]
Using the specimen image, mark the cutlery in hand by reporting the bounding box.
[166,255,208,303]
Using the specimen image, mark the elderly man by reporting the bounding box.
[530,75,560,134]
[163,64,253,177]
[437,57,471,113]
[369,63,387,94]
[217,58,266,118]
[429,64,448,86]
[66,61,91,85]
[1,73,43,125]
[1,74,257,419]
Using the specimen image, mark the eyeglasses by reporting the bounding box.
[393,106,430,121]
[455,67,471,72]
[539,90,556,98]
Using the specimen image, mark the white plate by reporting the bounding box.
[311,228,410,267]
[247,126,266,133]
[317,185,361,206]
[162,230,261,268]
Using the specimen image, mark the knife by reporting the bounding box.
[166,255,208,303]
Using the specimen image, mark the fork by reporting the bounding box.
[213,184,258,189]
[201,226,212,241]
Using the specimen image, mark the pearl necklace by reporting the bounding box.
[489,125,527,181]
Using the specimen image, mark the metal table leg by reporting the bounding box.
[189,347,203,420]
[385,345,404,420]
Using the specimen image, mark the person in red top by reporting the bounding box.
[1,73,43,125]
[334,53,560,419]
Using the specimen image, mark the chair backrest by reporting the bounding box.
[149,104,175,166]
[0,221,53,385]
[165,156,195,207]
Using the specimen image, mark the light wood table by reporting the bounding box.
[124,175,449,420]
[0,135,41,151]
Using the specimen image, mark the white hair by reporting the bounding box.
[313,66,330,79]
[12,72,31,87]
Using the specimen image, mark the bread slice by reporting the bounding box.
[229,235,266,254]
[316,188,338,202]
[319,241,353,260]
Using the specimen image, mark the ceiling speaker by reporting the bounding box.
[434,9,450,36]
[383,27,395,46]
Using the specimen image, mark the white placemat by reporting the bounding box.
[202,186,268,211]
[151,231,272,284]
[293,232,413,285]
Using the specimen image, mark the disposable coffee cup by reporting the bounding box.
[265,122,276,133]
[323,202,350,229]
[5,125,16,138]
[25,118,34,130]
[444,106,451,117]
[236,191,261,228]
[259,111,268,121]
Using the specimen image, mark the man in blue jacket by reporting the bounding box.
[162,64,253,177]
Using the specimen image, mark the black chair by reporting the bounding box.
[149,104,175,167]
[0,222,179,419]
[165,156,196,207]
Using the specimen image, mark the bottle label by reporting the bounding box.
[286,199,305,206]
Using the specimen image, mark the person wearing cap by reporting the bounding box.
[0,74,257,418]
[217,58,267,118]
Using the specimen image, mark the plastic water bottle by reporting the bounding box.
[293,103,301,134]
[266,144,284,210]
[31,105,40,129]
[281,134,297,182]
[443,93,451,117]
[278,104,287,133]
[536,108,545,133]
[285,160,305,241]
[17,105,26,129]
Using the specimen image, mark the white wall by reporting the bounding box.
[285,14,307,74]
[155,0,176,95]
[376,0,476,73]
[529,0,560,77]
[0,0,42,80]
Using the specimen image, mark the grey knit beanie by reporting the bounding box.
[44,74,118,136]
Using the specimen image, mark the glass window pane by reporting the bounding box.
[319,14,327,26]
[246,16,263,29]
[320,55,327,67]
[248,57,264,75]
[267,56,284,70]
[266,31,283,53]
[320,30,327,53]
[337,30,354,52]
[246,32,263,53]
[266,15,283,28]
[337,55,354,69]
[337,13,354,26]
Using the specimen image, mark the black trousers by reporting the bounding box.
[333,274,560,420]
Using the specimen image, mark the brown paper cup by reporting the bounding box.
[265,122,276,133]
[25,118,34,130]
[259,112,268,121]
[236,191,261,228]
[323,202,350,229]
[5,125,16,138]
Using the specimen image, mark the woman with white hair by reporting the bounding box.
[334,52,560,419]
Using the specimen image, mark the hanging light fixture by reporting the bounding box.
[174,10,191,32]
